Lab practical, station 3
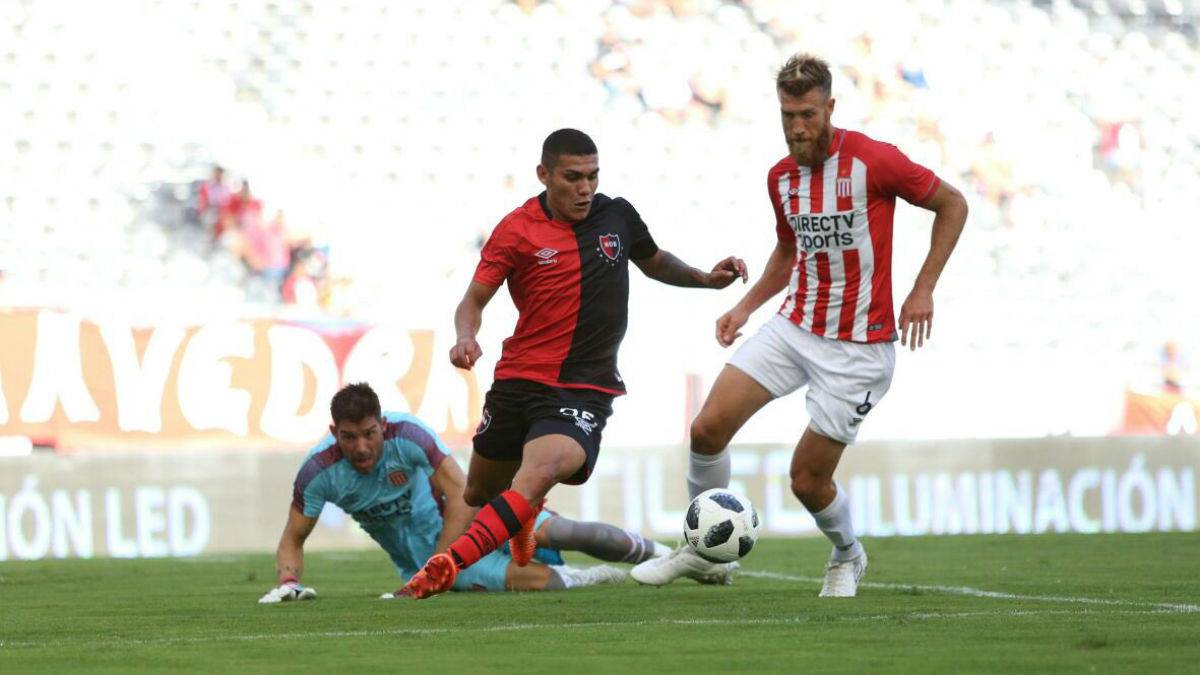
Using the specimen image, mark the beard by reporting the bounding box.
[789,124,832,167]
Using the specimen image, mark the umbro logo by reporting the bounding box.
[535,248,558,265]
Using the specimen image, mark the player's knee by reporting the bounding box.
[789,468,832,507]
[462,483,493,507]
[522,462,562,492]
[690,414,731,455]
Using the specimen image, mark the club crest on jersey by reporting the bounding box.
[388,470,408,487]
[598,233,622,262]
[837,176,852,198]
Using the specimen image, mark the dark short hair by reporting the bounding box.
[776,53,833,99]
[541,128,598,169]
[330,382,382,426]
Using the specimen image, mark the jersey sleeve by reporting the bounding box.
[293,473,329,519]
[291,436,340,518]
[473,219,519,287]
[768,170,792,242]
[393,418,449,473]
[621,199,659,260]
[291,465,328,518]
[872,143,941,205]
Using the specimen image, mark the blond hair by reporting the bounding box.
[776,53,832,99]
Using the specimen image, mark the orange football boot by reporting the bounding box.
[399,553,458,599]
[509,500,544,567]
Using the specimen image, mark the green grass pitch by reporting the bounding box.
[2,533,1198,673]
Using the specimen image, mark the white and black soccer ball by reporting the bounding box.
[683,488,761,563]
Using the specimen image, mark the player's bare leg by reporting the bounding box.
[504,561,556,590]
[632,365,770,586]
[404,436,587,598]
[507,434,586,565]
[790,427,866,597]
[688,365,774,498]
[463,452,521,507]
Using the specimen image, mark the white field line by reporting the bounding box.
[0,608,1184,651]
[740,570,1200,614]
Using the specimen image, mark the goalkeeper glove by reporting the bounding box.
[258,580,317,604]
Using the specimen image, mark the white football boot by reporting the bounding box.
[630,545,739,586]
[818,549,868,597]
[649,541,672,559]
[553,564,629,587]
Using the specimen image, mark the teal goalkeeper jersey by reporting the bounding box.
[291,412,451,578]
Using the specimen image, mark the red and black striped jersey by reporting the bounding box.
[473,192,658,394]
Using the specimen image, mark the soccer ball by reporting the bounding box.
[683,488,761,563]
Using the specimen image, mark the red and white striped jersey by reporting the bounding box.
[770,128,940,343]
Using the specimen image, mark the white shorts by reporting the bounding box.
[728,314,895,444]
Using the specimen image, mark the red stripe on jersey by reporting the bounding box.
[809,162,824,213]
[782,170,805,322]
[866,200,896,341]
[492,225,582,386]
[810,252,832,335]
[837,248,861,340]
[788,170,800,217]
[788,250,808,324]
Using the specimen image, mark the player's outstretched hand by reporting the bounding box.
[898,287,933,351]
[258,581,317,604]
[449,337,482,370]
[705,256,748,289]
[716,307,750,347]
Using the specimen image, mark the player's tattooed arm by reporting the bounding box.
[633,250,748,289]
[275,507,318,584]
[899,180,968,350]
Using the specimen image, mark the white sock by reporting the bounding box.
[809,483,863,562]
[550,564,627,588]
[548,565,576,589]
[687,449,730,500]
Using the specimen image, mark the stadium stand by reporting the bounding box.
[1,0,1195,435]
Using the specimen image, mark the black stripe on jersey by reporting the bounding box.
[558,195,630,390]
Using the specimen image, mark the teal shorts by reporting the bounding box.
[452,510,564,592]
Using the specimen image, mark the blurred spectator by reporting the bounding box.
[195,165,230,234]
[282,249,326,310]
[968,133,1016,215]
[218,180,263,244]
[242,209,292,289]
[514,0,541,15]
[1096,119,1144,188]
[1161,341,1188,395]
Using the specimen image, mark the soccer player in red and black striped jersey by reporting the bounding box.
[632,54,969,596]
[400,128,748,598]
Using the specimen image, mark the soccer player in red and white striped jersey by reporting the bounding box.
[632,53,968,596]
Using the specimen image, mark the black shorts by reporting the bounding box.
[473,379,615,485]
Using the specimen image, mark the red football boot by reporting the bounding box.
[399,553,458,599]
[509,500,544,567]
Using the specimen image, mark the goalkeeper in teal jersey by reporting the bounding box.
[259,383,668,603]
